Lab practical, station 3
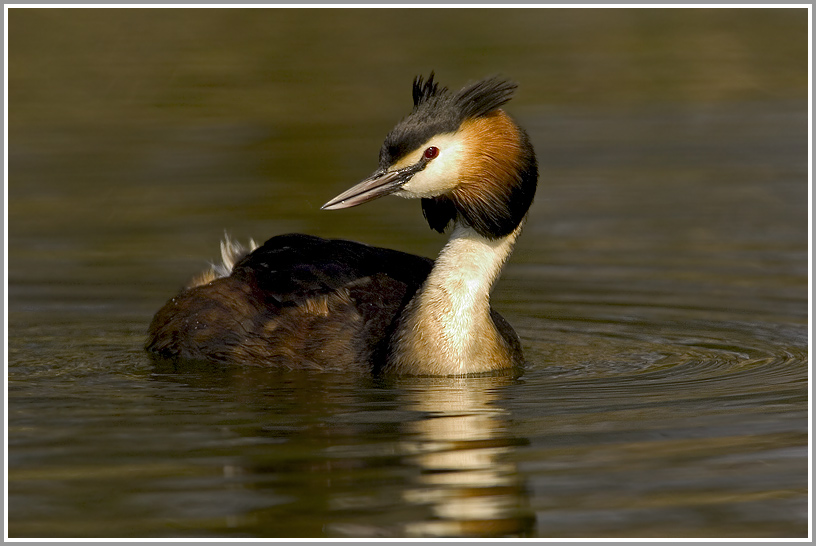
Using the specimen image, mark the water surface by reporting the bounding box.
[7,8,809,538]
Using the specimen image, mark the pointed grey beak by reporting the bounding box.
[322,156,433,211]
[321,169,406,211]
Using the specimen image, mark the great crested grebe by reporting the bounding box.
[146,74,538,376]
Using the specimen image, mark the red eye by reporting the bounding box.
[423,146,439,159]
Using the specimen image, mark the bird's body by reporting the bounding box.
[147,74,537,376]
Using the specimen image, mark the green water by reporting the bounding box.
[7,8,809,538]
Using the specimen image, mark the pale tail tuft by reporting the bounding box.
[186,233,259,289]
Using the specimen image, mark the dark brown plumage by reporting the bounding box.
[147,234,432,371]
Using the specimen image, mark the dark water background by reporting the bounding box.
[7,8,810,538]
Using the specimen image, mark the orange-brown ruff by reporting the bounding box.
[146,74,538,375]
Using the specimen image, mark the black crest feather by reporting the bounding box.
[412,72,446,109]
[411,73,518,122]
[453,76,518,120]
[381,73,519,168]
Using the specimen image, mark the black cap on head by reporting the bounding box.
[379,73,519,168]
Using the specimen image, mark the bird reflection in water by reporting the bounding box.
[396,375,534,537]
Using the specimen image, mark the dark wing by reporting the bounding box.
[233,233,432,304]
[146,234,433,370]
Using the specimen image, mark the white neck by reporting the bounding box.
[387,222,522,375]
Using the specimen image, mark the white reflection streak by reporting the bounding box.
[398,376,526,537]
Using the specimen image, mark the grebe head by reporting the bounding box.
[321,73,538,239]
